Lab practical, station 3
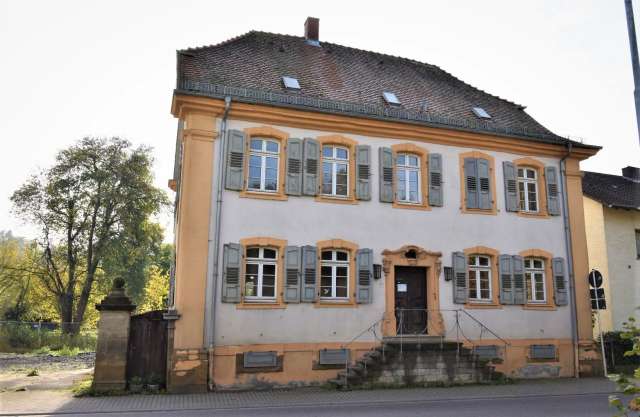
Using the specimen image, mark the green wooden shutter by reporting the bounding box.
[285,138,303,196]
[303,138,319,196]
[428,153,443,207]
[301,246,317,302]
[512,255,525,305]
[464,158,479,209]
[478,158,491,210]
[379,147,394,203]
[356,248,373,304]
[552,257,568,306]
[222,243,242,303]
[545,166,560,216]
[356,145,372,201]
[284,246,301,303]
[225,130,245,191]
[452,252,467,304]
[499,254,514,304]
[503,161,518,212]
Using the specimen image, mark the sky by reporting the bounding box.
[1,0,639,241]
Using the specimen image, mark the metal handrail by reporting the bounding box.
[342,314,385,349]
[340,314,385,389]
[336,308,511,388]
[458,309,510,347]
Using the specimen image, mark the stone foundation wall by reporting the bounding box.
[372,351,483,386]
[167,348,209,393]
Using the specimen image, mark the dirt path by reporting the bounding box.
[0,352,94,392]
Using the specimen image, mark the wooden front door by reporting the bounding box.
[394,266,427,335]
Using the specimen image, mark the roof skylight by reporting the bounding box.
[383,92,401,105]
[472,107,491,119]
[282,76,301,90]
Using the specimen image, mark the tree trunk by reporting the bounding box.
[58,293,77,335]
[73,262,98,332]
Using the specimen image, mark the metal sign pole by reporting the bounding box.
[591,269,608,377]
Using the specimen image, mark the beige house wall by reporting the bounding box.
[603,207,640,329]
[583,196,613,335]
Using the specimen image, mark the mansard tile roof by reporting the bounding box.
[176,31,599,150]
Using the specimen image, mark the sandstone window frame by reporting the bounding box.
[247,138,281,193]
[239,126,289,202]
[243,246,278,302]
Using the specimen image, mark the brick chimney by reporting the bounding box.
[304,17,320,45]
[622,166,640,182]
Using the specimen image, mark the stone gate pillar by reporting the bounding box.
[93,278,136,392]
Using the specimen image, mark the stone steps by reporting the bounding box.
[328,340,501,389]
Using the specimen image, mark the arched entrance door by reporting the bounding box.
[382,245,445,337]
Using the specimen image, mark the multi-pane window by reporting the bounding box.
[517,167,538,212]
[468,255,492,301]
[525,258,546,303]
[244,247,277,300]
[248,138,279,192]
[396,153,421,203]
[320,250,349,299]
[322,145,349,197]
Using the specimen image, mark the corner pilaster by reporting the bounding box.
[564,158,602,376]
[168,111,217,392]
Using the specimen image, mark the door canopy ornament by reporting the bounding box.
[381,245,442,276]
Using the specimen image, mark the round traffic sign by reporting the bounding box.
[589,270,603,288]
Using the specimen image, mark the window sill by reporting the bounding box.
[460,207,497,216]
[236,302,286,310]
[239,190,288,201]
[527,357,559,363]
[392,201,431,211]
[523,303,556,311]
[465,302,502,309]
[314,300,356,308]
[315,195,358,205]
[517,211,549,219]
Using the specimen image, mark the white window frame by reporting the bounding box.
[525,257,546,303]
[468,255,492,302]
[244,247,277,302]
[321,145,349,198]
[320,250,350,300]
[396,153,421,204]
[517,167,539,213]
[248,138,280,193]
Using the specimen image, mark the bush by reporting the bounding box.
[0,322,97,353]
[3,324,40,350]
[602,331,640,373]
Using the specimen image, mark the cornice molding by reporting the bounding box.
[172,94,599,160]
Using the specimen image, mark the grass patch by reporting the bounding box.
[30,345,90,356]
[71,374,95,397]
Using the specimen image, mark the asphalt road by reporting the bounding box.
[36,392,614,417]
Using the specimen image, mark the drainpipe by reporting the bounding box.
[560,142,580,378]
[204,97,231,368]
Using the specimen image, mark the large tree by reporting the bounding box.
[11,137,168,332]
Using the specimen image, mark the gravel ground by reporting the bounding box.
[0,352,95,373]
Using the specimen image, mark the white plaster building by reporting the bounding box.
[165,18,601,392]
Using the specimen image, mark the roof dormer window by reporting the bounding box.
[383,91,401,106]
[282,76,301,90]
[472,107,491,119]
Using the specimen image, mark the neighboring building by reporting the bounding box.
[583,166,640,334]
[166,18,601,392]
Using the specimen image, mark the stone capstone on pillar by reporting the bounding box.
[93,278,136,392]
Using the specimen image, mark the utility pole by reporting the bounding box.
[625,0,640,144]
